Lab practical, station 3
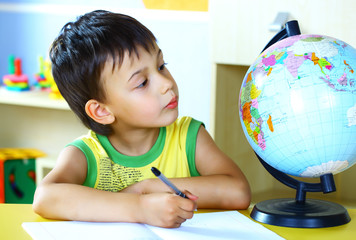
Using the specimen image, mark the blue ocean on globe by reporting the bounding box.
[239,34,356,177]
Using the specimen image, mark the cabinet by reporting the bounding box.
[209,0,356,206]
[0,89,88,157]
[0,89,88,181]
[210,0,356,65]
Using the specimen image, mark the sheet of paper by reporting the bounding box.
[148,211,284,240]
[22,211,284,240]
[22,221,158,240]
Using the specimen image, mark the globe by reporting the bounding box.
[239,34,356,178]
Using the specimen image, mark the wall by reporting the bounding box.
[0,0,211,132]
[0,0,212,168]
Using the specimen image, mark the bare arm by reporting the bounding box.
[33,146,196,227]
[123,126,251,209]
[186,125,251,209]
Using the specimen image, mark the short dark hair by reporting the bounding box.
[50,10,156,135]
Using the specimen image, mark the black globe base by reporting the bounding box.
[251,198,351,228]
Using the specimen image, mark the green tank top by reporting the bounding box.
[68,117,202,192]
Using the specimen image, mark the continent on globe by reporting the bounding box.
[267,115,274,132]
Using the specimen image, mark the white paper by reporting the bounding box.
[150,211,283,240]
[22,211,284,240]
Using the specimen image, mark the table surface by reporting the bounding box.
[1,204,355,240]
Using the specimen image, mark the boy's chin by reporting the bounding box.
[164,111,179,125]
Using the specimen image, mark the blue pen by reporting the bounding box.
[151,167,188,199]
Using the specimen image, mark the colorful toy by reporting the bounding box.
[2,55,30,91]
[34,56,52,89]
[9,168,24,198]
[0,148,45,203]
[46,61,63,99]
[34,56,63,99]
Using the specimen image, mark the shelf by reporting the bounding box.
[0,87,69,110]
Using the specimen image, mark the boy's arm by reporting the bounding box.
[33,146,196,227]
[125,126,251,209]
[186,125,251,209]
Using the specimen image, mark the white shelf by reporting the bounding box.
[0,87,69,110]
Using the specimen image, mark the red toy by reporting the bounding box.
[2,55,29,91]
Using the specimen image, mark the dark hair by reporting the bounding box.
[50,10,156,135]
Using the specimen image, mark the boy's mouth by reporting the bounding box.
[166,96,178,109]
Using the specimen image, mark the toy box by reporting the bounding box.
[0,148,45,203]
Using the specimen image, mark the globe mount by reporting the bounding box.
[245,20,352,228]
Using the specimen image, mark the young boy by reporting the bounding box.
[33,10,251,228]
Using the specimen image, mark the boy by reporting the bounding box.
[33,10,251,228]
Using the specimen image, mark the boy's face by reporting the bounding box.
[100,44,179,129]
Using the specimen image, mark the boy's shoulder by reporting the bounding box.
[167,116,204,141]
[171,116,204,129]
[68,116,204,150]
[66,130,104,156]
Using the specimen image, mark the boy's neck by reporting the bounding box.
[107,127,160,156]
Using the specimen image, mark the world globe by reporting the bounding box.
[239,34,356,178]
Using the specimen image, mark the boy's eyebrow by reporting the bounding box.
[128,69,141,82]
[128,49,162,81]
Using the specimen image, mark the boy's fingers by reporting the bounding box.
[183,190,199,201]
[177,206,194,220]
[176,193,197,213]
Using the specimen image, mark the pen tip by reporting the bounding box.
[151,167,160,176]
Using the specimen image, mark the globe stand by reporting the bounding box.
[248,19,351,228]
[262,20,301,52]
[250,153,351,228]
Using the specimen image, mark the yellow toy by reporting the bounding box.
[34,56,63,99]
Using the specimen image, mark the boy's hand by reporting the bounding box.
[137,192,197,228]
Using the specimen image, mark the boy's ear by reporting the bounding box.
[85,99,115,125]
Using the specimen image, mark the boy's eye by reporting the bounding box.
[137,79,148,88]
[159,63,167,71]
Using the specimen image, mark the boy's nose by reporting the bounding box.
[160,75,174,95]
